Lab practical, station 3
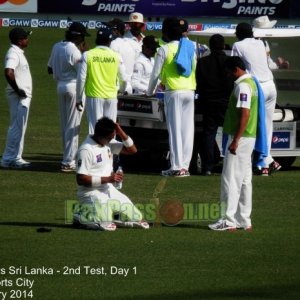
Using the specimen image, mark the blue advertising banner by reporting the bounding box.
[38,0,293,18]
[271,132,291,149]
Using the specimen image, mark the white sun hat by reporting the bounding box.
[253,15,277,28]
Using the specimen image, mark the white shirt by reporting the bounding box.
[5,44,32,97]
[234,74,253,110]
[131,53,154,94]
[48,41,81,82]
[232,38,273,83]
[77,136,123,194]
[124,30,144,53]
[110,37,136,78]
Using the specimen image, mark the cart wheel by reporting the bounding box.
[273,156,296,169]
[190,152,202,175]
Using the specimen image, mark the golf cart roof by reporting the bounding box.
[189,27,300,38]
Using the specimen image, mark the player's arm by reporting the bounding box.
[76,173,123,187]
[116,123,137,155]
[146,46,166,96]
[76,149,123,187]
[76,52,87,111]
[229,107,250,155]
[4,68,27,98]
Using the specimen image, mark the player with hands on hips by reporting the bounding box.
[1,27,32,169]
[74,117,149,231]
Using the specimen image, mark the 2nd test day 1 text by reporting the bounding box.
[0,266,136,277]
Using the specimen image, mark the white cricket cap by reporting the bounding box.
[127,12,144,24]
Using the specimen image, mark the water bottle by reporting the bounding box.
[115,166,123,190]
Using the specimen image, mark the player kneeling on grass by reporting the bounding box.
[73,117,149,231]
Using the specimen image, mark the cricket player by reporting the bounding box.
[1,28,32,169]
[209,57,258,231]
[232,22,281,176]
[108,18,134,94]
[48,22,90,172]
[147,17,196,177]
[76,26,130,134]
[124,12,145,54]
[131,35,159,94]
[74,117,149,231]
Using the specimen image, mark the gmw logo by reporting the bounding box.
[0,0,28,5]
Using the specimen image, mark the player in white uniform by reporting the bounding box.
[209,57,258,231]
[108,18,135,94]
[1,28,32,169]
[48,22,90,172]
[147,18,196,177]
[252,16,289,70]
[131,36,159,94]
[76,27,130,134]
[74,117,149,231]
[124,12,145,55]
[124,12,145,84]
[232,22,281,176]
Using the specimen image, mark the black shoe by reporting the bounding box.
[201,170,212,176]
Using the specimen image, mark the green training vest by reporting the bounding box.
[223,77,258,137]
[85,47,120,99]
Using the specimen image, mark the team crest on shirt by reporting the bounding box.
[96,154,102,163]
[240,93,248,102]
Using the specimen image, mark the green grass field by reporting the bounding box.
[0,27,300,300]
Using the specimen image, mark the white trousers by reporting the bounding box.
[77,184,143,223]
[261,80,277,167]
[57,81,83,166]
[86,98,117,134]
[164,90,195,170]
[221,136,256,228]
[2,91,31,162]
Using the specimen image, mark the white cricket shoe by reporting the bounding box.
[61,163,76,172]
[99,222,117,231]
[208,219,236,231]
[115,220,150,229]
[73,214,116,231]
[1,159,31,169]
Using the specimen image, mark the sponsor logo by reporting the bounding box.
[146,22,162,31]
[2,18,9,26]
[30,18,38,27]
[203,23,233,30]
[60,20,68,29]
[82,0,135,13]
[272,132,290,148]
[0,0,28,5]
